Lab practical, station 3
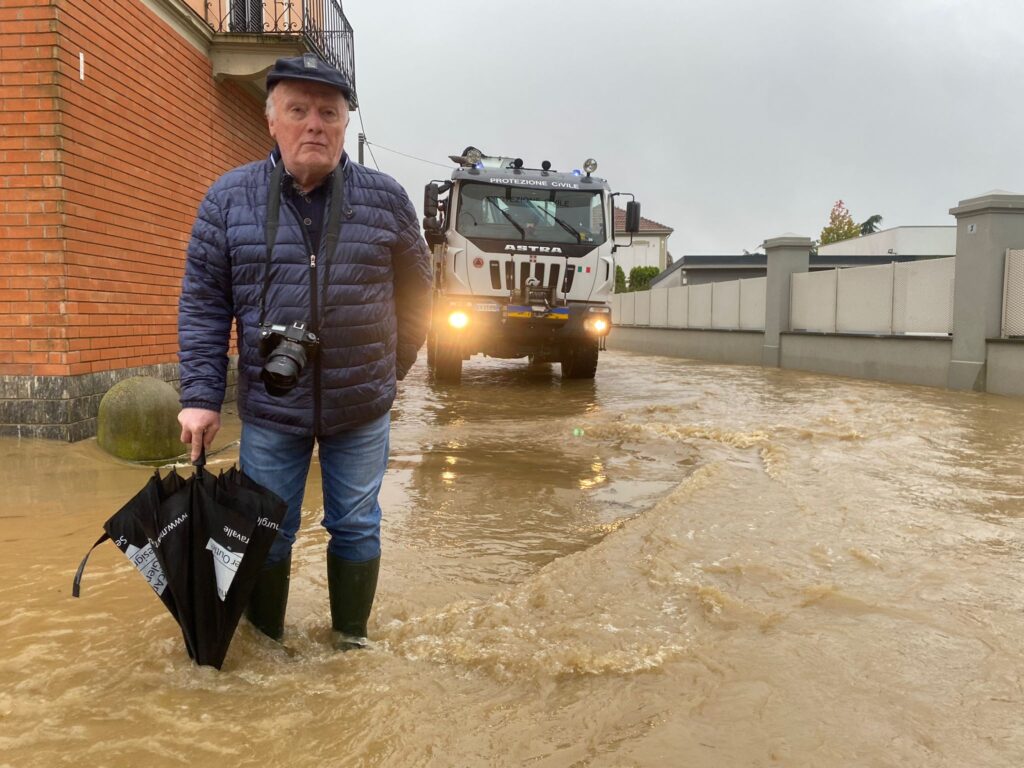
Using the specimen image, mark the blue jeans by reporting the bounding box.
[239,413,391,565]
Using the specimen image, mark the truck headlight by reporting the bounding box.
[448,311,469,329]
[586,318,609,334]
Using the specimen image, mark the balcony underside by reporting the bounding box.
[140,0,356,101]
[210,33,312,97]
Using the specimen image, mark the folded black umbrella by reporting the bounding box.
[74,450,287,669]
[73,469,187,624]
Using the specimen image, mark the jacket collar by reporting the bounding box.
[269,146,349,176]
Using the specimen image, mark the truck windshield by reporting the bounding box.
[455,183,606,245]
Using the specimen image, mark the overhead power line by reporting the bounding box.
[354,97,448,171]
[365,140,451,170]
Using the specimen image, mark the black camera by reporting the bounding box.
[257,321,319,396]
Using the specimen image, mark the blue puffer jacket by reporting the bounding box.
[178,151,432,436]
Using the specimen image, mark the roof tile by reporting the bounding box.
[613,206,673,233]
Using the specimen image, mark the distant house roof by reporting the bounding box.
[648,251,931,288]
[817,226,955,257]
[649,258,688,286]
[613,206,674,234]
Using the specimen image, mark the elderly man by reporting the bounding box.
[177,54,432,649]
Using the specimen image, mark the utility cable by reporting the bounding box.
[365,140,451,170]
[354,94,448,171]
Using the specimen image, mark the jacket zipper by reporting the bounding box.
[284,197,322,434]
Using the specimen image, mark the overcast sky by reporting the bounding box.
[341,0,1023,255]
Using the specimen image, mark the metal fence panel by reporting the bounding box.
[620,292,636,325]
[1005,249,1024,337]
[739,276,766,331]
[688,283,713,328]
[836,263,894,334]
[667,285,688,328]
[791,270,837,332]
[634,291,652,326]
[649,288,669,327]
[711,280,740,329]
[893,257,954,335]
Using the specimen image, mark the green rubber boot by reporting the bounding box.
[244,554,291,641]
[327,553,380,651]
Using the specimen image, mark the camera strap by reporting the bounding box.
[321,168,346,262]
[261,162,347,329]
[261,161,285,328]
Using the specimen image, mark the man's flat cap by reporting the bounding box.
[266,53,356,105]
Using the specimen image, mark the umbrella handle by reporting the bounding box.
[72,533,110,598]
[194,444,206,474]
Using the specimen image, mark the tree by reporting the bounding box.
[614,265,627,293]
[628,266,661,292]
[860,214,883,235]
[820,200,861,245]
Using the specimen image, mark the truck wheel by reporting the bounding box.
[561,340,599,380]
[432,338,463,383]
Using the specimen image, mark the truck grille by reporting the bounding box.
[548,263,560,290]
[490,260,569,293]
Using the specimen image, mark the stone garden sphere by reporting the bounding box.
[97,376,182,461]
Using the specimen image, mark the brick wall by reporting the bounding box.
[0,0,271,380]
[58,0,270,376]
[0,0,271,438]
[0,0,64,376]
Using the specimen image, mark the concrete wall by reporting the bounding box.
[986,341,1024,397]
[608,327,764,366]
[778,334,952,389]
[608,197,1024,399]
[608,327,1024,397]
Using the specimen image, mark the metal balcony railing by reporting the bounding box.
[204,0,356,96]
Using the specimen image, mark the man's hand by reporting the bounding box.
[178,407,221,462]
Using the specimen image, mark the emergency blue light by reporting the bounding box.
[572,169,582,176]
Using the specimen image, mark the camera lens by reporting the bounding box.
[260,340,308,396]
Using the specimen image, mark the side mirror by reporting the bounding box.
[625,201,641,233]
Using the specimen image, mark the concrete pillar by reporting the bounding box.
[762,234,812,366]
[947,191,1024,390]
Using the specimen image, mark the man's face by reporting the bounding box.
[268,80,349,188]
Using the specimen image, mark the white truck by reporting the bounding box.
[421,147,641,383]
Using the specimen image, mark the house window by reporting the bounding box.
[230,0,264,32]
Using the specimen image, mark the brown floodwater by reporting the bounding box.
[2,350,1023,767]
